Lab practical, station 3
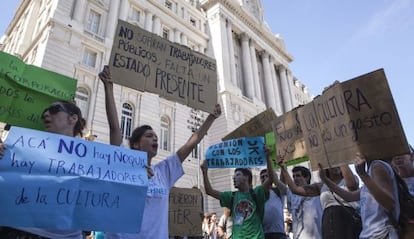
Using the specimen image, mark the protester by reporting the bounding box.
[202,213,211,239]
[391,147,414,194]
[200,146,275,239]
[319,153,400,239]
[207,212,219,239]
[260,168,288,239]
[217,208,232,239]
[0,100,85,238]
[390,147,414,239]
[280,162,359,239]
[282,166,322,239]
[99,66,222,239]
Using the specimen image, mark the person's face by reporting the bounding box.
[260,171,268,184]
[132,129,158,159]
[210,214,217,222]
[42,103,77,136]
[392,153,413,169]
[292,171,307,186]
[233,171,248,189]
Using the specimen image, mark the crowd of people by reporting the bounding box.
[0,65,413,239]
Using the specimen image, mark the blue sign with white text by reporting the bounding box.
[205,137,266,168]
[0,126,148,233]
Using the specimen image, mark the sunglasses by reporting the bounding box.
[41,103,74,119]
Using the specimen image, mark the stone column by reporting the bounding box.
[287,69,295,108]
[182,34,188,46]
[279,65,292,112]
[250,40,261,101]
[241,33,255,99]
[73,0,86,22]
[226,19,237,86]
[208,12,231,92]
[270,58,282,114]
[119,0,129,21]
[153,16,161,36]
[198,45,205,54]
[144,11,153,31]
[106,0,120,38]
[261,51,277,110]
[174,28,181,43]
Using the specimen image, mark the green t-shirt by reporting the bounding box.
[220,185,268,239]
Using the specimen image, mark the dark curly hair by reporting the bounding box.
[129,125,153,149]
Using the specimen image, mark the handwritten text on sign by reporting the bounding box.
[169,187,203,237]
[205,137,266,168]
[109,20,217,114]
[0,127,148,233]
[0,51,76,130]
[298,69,409,170]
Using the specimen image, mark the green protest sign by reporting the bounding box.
[266,131,309,169]
[0,51,77,130]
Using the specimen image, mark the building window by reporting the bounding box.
[165,0,172,9]
[131,8,141,22]
[162,28,170,39]
[159,116,171,151]
[82,49,97,68]
[75,87,90,120]
[121,103,133,140]
[86,9,101,34]
[190,18,196,27]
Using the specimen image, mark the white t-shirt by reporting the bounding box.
[320,178,359,210]
[262,189,285,234]
[287,190,322,239]
[106,153,184,239]
[359,160,399,239]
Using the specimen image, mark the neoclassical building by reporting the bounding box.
[0,0,312,213]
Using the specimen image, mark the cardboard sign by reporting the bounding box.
[266,131,308,169]
[205,137,266,168]
[272,109,307,164]
[0,51,76,130]
[169,187,203,237]
[298,69,409,170]
[0,127,148,233]
[222,108,277,140]
[109,20,217,114]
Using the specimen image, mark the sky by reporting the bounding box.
[1,0,412,146]
[261,0,413,146]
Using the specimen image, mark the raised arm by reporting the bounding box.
[355,154,396,212]
[98,65,122,146]
[176,104,221,163]
[273,170,287,195]
[262,146,276,193]
[201,160,221,200]
[280,162,322,197]
[340,165,359,191]
[319,164,360,202]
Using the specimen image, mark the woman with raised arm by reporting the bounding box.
[319,153,400,239]
[280,161,360,239]
[99,66,222,239]
[0,100,85,239]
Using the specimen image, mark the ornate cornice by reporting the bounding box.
[201,0,293,63]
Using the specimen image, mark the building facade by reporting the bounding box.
[0,0,312,213]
